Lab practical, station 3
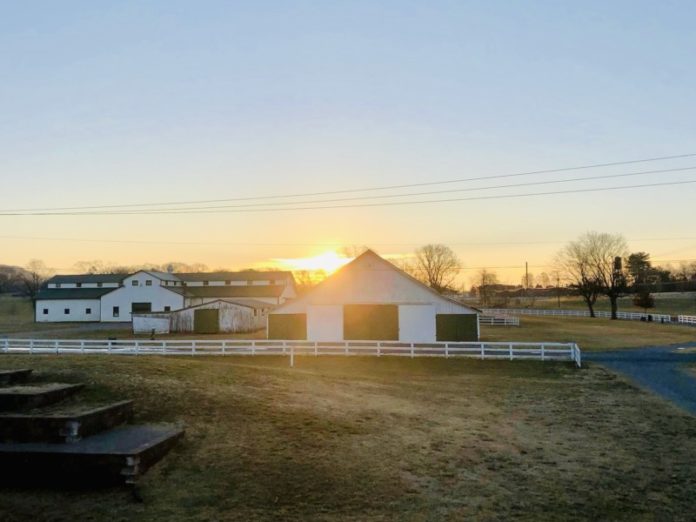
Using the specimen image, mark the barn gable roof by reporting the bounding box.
[272,249,478,314]
[36,287,117,300]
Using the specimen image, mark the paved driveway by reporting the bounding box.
[586,342,696,415]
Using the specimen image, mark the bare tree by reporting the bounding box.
[474,268,499,307]
[20,259,53,309]
[557,232,629,319]
[586,232,630,319]
[556,236,603,317]
[413,244,461,294]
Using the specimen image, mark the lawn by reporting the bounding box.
[0,355,695,521]
[481,316,696,351]
[484,293,696,316]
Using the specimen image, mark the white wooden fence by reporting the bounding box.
[678,315,696,325]
[0,338,581,367]
[479,315,520,326]
[483,308,673,323]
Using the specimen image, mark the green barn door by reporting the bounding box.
[194,308,219,334]
[267,314,307,340]
[436,314,478,342]
[343,304,398,340]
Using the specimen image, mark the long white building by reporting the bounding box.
[35,270,296,323]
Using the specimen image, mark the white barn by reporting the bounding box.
[268,250,479,343]
[35,270,296,323]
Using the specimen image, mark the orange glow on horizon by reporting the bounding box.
[272,251,353,274]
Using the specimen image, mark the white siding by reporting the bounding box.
[398,304,436,343]
[100,272,184,322]
[36,300,101,322]
[133,315,171,334]
[307,305,343,341]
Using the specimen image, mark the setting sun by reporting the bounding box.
[272,251,353,274]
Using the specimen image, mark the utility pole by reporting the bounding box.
[525,261,529,305]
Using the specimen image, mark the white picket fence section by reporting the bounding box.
[678,315,696,325]
[479,315,520,326]
[483,308,673,323]
[0,338,581,367]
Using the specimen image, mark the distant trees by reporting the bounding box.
[473,269,499,307]
[413,244,461,294]
[556,236,603,317]
[633,288,655,312]
[20,259,53,309]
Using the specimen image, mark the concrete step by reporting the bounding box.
[0,400,135,443]
[0,383,85,412]
[0,369,33,386]
[0,424,184,486]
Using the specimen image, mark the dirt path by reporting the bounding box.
[586,342,696,415]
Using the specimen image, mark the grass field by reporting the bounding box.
[0,355,695,521]
[485,293,696,316]
[481,316,696,351]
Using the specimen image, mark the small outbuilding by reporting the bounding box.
[133,299,271,335]
[268,249,479,342]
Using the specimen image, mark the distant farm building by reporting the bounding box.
[268,250,479,343]
[132,299,271,334]
[35,270,296,323]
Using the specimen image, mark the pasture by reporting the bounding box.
[0,355,695,521]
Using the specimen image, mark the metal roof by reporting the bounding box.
[36,288,116,300]
[175,271,292,282]
[47,274,126,284]
[177,285,286,298]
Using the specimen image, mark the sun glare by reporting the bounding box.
[274,251,353,274]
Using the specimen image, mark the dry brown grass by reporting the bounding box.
[481,316,696,351]
[0,355,695,521]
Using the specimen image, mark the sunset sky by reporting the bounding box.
[2,1,696,285]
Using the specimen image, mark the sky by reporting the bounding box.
[1,1,696,285]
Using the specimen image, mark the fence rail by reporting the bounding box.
[1,338,581,367]
[483,308,673,323]
[678,315,696,325]
[479,315,520,326]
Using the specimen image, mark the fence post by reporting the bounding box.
[192,341,196,356]
[445,343,449,359]
[221,341,225,356]
[480,343,485,360]
[345,342,349,356]
[314,342,318,357]
[30,339,34,355]
[410,343,414,358]
[108,340,112,355]
[81,340,85,354]
[135,341,140,356]
[509,343,513,361]
[377,342,381,357]
[2,338,7,353]
[55,340,59,355]
[290,345,294,367]
[541,343,545,361]
[252,342,256,356]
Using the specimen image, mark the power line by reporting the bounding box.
[15,164,692,215]
[3,152,696,212]
[2,234,696,247]
[5,179,694,216]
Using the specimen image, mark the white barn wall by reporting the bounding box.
[132,315,171,334]
[100,273,184,322]
[170,302,266,333]
[307,305,343,341]
[36,299,101,322]
[398,304,436,342]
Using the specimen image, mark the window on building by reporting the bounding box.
[164,306,171,312]
[203,281,209,286]
[132,280,139,286]
[113,306,120,318]
[55,283,61,288]
[42,308,48,315]
[225,280,231,285]
[97,282,103,288]
[145,280,152,286]
[86,308,92,314]
[76,282,82,288]
[64,308,70,315]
